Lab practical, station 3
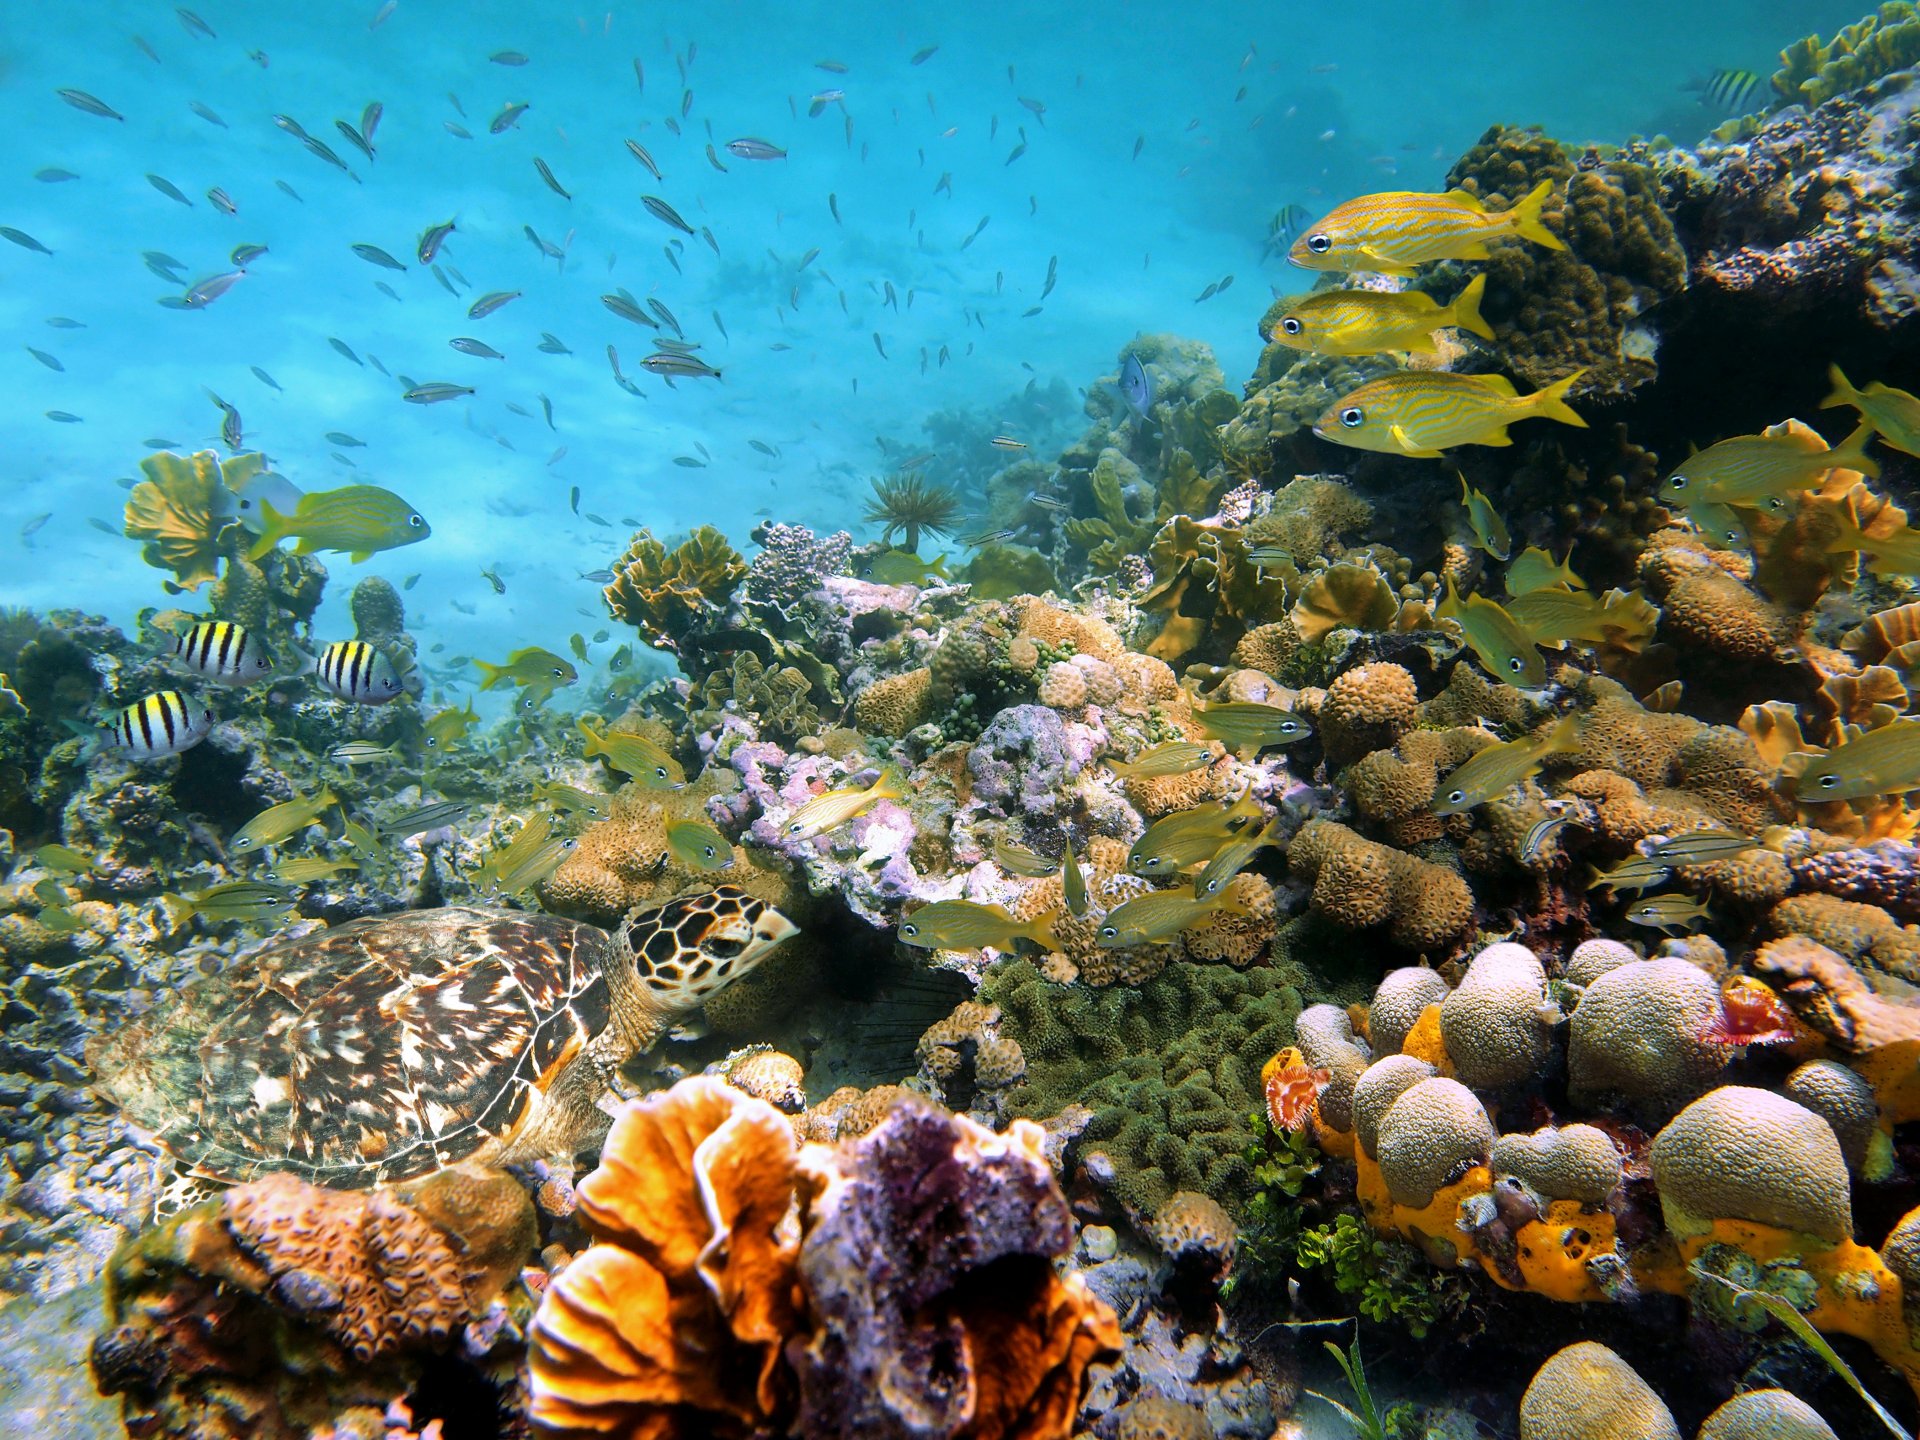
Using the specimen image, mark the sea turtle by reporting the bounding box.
[90,887,797,1188]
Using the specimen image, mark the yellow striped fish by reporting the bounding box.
[244,483,430,562]
[1269,274,1493,357]
[1288,180,1565,274]
[169,620,273,685]
[1313,369,1587,456]
[310,640,408,704]
[112,690,216,760]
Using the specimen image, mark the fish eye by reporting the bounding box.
[1817,773,1839,789]
[1340,407,1364,428]
[1281,317,1303,335]
[1448,789,1466,805]
[1280,721,1298,734]
[1306,234,1331,254]
[901,922,918,937]
[1508,657,1525,672]
[787,821,804,835]
[703,845,717,859]
[426,736,438,747]
[655,766,670,781]
[1099,925,1118,940]
[407,513,425,528]
[551,667,564,677]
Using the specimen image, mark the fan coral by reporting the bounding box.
[123,449,259,592]
[603,525,747,652]
[1773,3,1920,107]
[863,472,962,552]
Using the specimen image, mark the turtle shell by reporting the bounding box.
[91,907,612,1187]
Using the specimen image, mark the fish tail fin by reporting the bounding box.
[315,786,339,813]
[472,659,507,690]
[575,716,604,756]
[1447,273,1495,341]
[1828,421,1881,479]
[1510,178,1566,251]
[244,499,291,560]
[160,894,196,929]
[873,765,910,802]
[1544,712,1584,755]
[1530,370,1589,429]
[1024,910,1063,952]
[1821,363,1862,412]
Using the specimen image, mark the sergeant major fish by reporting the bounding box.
[112,690,215,760]
[308,640,414,704]
[168,620,273,685]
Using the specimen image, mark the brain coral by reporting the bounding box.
[1490,1124,1623,1207]
[1649,1085,1852,1242]
[1697,1390,1839,1440]
[1350,1054,1437,1156]
[1368,966,1452,1056]
[1783,1058,1880,1171]
[1567,957,1727,1108]
[1374,1076,1496,1208]
[1518,1342,1680,1440]
[1439,942,1554,1091]
[1294,1003,1374,1132]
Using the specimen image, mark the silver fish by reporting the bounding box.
[57,88,123,121]
[404,382,475,404]
[726,136,786,160]
[468,290,520,319]
[642,195,695,234]
[417,219,455,264]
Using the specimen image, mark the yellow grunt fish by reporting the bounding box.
[994,839,1058,877]
[1504,586,1657,650]
[1458,472,1511,561]
[783,768,906,839]
[1625,894,1713,934]
[1683,500,1750,550]
[1827,522,1920,577]
[1104,741,1216,779]
[1193,816,1284,900]
[665,816,736,871]
[1268,274,1493,356]
[1097,890,1248,948]
[424,698,479,749]
[230,788,337,855]
[1063,844,1088,917]
[1587,853,1673,895]
[1431,715,1580,815]
[1289,180,1565,274]
[1823,365,1920,459]
[1192,700,1313,758]
[1662,423,1878,508]
[899,899,1058,952]
[1792,718,1920,802]
[1503,546,1584,597]
[578,717,686,788]
[1128,792,1266,877]
[264,857,360,886]
[475,647,579,690]
[532,780,612,820]
[245,484,430,562]
[1314,369,1586,456]
[1438,579,1546,686]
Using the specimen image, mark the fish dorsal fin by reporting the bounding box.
[1479,374,1519,397]
[1444,188,1486,211]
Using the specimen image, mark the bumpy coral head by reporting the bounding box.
[1262,1046,1330,1131]
[621,887,799,1009]
[1701,977,1797,1049]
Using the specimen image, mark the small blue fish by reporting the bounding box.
[1120,353,1153,416]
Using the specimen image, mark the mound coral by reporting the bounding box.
[1697,1390,1840,1440]
[1286,819,1475,951]
[1438,943,1554,1091]
[1518,1343,1679,1440]
[93,1165,534,1440]
[1567,957,1727,1108]
[1318,661,1420,765]
[1649,1085,1852,1242]
[603,525,747,653]
[1491,1125,1622,1207]
[1372,1076,1496,1209]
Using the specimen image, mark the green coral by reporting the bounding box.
[961,543,1058,601]
[603,525,747,653]
[1774,3,1920,107]
[1227,347,1380,460]
[1689,1241,1823,1336]
[982,953,1303,1217]
[122,450,268,593]
[1245,477,1375,566]
[1440,126,1687,402]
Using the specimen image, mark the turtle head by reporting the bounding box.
[619,886,799,1010]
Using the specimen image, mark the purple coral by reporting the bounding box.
[1791,839,1920,921]
[744,522,852,611]
[965,704,1079,819]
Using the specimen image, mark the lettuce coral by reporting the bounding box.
[603,525,747,652]
[122,449,260,593]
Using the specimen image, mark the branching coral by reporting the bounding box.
[603,525,747,653]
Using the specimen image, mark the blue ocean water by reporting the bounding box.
[0,1,1867,677]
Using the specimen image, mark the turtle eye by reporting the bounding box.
[1281,317,1302,335]
[1306,233,1331,254]
[1340,407,1364,428]
[705,935,746,960]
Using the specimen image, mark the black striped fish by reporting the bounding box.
[309,641,410,704]
[112,691,216,760]
[169,620,273,685]
[1693,68,1763,115]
